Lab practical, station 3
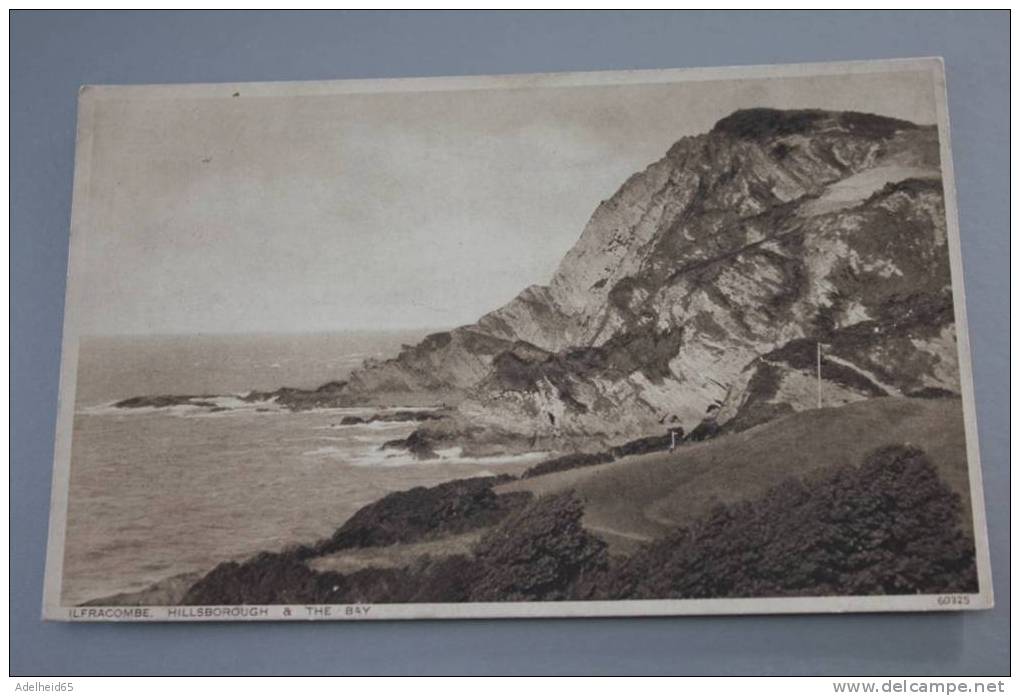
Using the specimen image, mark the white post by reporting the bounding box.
[816,342,822,409]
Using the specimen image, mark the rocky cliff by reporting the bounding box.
[339,108,958,447]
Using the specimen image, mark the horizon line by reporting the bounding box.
[78,326,456,339]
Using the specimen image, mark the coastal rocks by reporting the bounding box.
[241,381,354,410]
[719,286,960,429]
[325,108,955,447]
[113,395,218,409]
[338,410,445,426]
[111,382,453,424]
[379,418,549,459]
[244,381,450,411]
[380,429,441,460]
[111,109,956,452]
[337,329,514,403]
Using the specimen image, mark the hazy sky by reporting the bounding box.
[76,69,937,335]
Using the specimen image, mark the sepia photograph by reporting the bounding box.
[43,58,992,621]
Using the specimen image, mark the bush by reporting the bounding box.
[684,418,721,443]
[319,475,530,553]
[181,446,977,606]
[596,445,977,599]
[610,433,672,457]
[522,452,614,478]
[907,386,957,399]
[470,492,608,601]
[180,551,346,605]
[712,108,829,139]
[711,108,915,141]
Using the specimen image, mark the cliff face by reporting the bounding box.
[340,109,958,442]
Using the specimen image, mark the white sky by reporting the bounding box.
[77,69,936,335]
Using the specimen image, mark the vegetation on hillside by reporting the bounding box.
[592,445,977,599]
[180,441,977,605]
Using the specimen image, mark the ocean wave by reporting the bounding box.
[301,446,415,468]
[313,421,417,432]
[301,441,549,469]
[301,446,352,457]
[428,450,550,467]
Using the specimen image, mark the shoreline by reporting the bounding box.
[76,396,978,608]
[74,401,693,607]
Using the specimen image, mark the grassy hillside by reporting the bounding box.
[497,397,972,553]
[172,397,975,606]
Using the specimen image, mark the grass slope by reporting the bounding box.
[497,397,971,553]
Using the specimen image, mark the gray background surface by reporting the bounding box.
[11,10,1009,675]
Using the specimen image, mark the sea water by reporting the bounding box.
[63,332,543,606]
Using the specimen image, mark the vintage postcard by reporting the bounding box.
[44,58,992,621]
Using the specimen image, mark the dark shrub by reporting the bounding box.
[771,142,794,160]
[597,445,977,599]
[313,381,347,393]
[522,431,680,480]
[763,338,887,397]
[712,108,915,141]
[320,476,530,553]
[182,446,976,606]
[907,386,958,399]
[725,401,795,434]
[684,418,721,442]
[712,109,828,139]
[181,551,347,605]
[181,548,488,605]
[839,111,917,139]
[522,451,614,478]
[470,492,608,601]
[401,555,484,603]
[867,177,944,205]
[610,433,672,458]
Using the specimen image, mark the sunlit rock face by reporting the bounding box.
[341,109,957,441]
